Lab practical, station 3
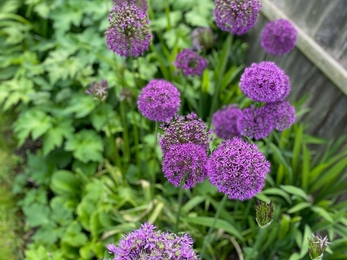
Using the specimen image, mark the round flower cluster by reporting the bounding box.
[138,79,180,122]
[214,0,261,35]
[107,223,200,259]
[113,0,148,13]
[106,2,151,57]
[262,101,295,131]
[159,112,212,155]
[240,61,290,102]
[261,19,298,56]
[174,49,208,76]
[85,80,108,101]
[237,105,275,140]
[207,137,270,200]
[212,105,243,139]
[191,27,215,51]
[162,143,208,188]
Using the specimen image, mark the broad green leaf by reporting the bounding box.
[287,202,311,214]
[13,109,52,146]
[182,196,206,213]
[280,185,309,201]
[50,170,80,196]
[184,216,243,241]
[262,188,291,204]
[299,225,311,257]
[65,130,104,163]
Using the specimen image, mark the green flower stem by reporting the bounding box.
[102,101,121,168]
[265,132,272,158]
[129,102,140,176]
[120,101,130,163]
[175,177,186,233]
[245,228,266,260]
[150,122,159,198]
[200,194,228,258]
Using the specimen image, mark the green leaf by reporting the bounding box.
[23,203,51,227]
[65,130,104,163]
[64,94,96,118]
[182,196,206,213]
[299,225,311,257]
[184,216,243,241]
[42,118,74,155]
[287,202,311,214]
[50,170,80,196]
[292,124,303,172]
[311,206,334,223]
[262,188,291,204]
[13,109,52,146]
[280,185,309,201]
[301,144,310,191]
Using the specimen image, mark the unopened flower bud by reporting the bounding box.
[308,235,330,260]
[86,80,108,101]
[255,200,274,228]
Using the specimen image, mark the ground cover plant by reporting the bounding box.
[1,0,347,259]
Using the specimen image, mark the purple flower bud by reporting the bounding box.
[159,112,212,156]
[237,105,275,140]
[137,79,180,122]
[207,137,270,200]
[162,143,208,189]
[214,0,261,35]
[106,223,200,259]
[308,235,330,260]
[113,0,148,13]
[261,19,298,56]
[191,27,215,51]
[174,49,208,76]
[240,61,290,102]
[212,104,243,139]
[262,101,295,131]
[86,80,108,101]
[106,2,152,57]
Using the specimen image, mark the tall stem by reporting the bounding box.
[120,101,130,163]
[200,194,228,258]
[175,177,186,233]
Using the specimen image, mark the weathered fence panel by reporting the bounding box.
[244,0,347,148]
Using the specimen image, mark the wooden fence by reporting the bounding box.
[244,0,347,149]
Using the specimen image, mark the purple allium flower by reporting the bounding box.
[240,61,290,102]
[174,49,208,76]
[262,101,295,131]
[207,137,270,200]
[212,104,243,139]
[106,2,151,57]
[162,143,208,188]
[106,223,200,260]
[159,112,212,155]
[261,19,298,56]
[86,80,108,101]
[191,27,215,51]
[138,79,180,122]
[113,0,148,13]
[237,105,275,140]
[214,0,261,35]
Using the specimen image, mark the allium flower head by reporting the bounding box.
[162,143,208,189]
[159,112,212,155]
[207,137,270,200]
[86,80,108,101]
[308,235,330,260]
[138,79,180,122]
[255,200,274,228]
[237,105,275,140]
[106,2,151,57]
[113,0,148,13]
[214,0,261,35]
[262,101,295,131]
[212,104,243,139]
[261,19,298,56]
[174,49,208,76]
[191,27,215,51]
[106,223,200,259]
[240,61,290,102]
